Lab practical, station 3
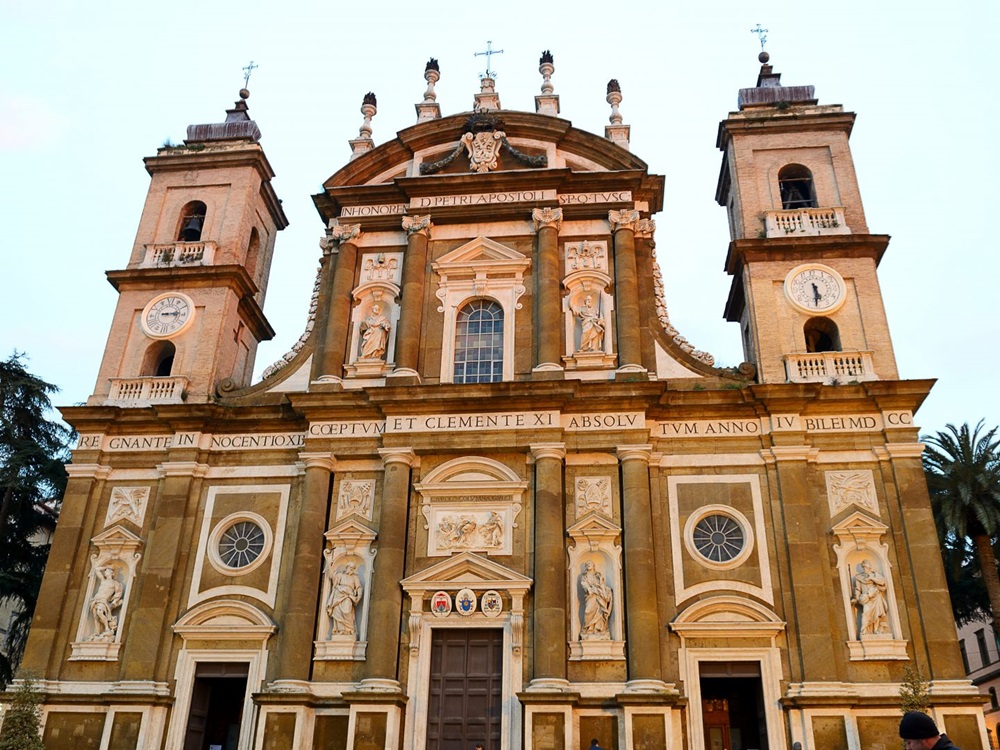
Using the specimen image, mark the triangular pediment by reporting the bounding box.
[90,524,143,548]
[567,512,621,539]
[434,237,530,270]
[831,510,887,537]
[325,517,377,540]
[401,551,532,593]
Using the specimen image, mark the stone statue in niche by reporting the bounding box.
[574,295,605,352]
[88,567,124,641]
[579,561,613,640]
[851,558,890,637]
[359,304,391,360]
[326,562,363,636]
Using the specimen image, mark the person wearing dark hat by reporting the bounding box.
[899,711,961,749]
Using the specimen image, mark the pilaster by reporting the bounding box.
[610,210,644,375]
[315,223,362,383]
[532,208,564,373]
[389,216,432,380]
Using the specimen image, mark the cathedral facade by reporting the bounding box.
[13,52,989,750]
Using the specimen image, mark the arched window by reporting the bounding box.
[142,341,176,377]
[177,201,207,242]
[245,227,261,279]
[990,687,998,710]
[778,164,816,210]
[453,300,503,384]
[804,317,841,353]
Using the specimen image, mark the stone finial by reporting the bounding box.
[535,50,559,116]
[474,76,501,113]
[349,93,378,160]
[416,59,442,122]
[605,79,630,151]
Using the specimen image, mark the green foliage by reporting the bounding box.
[0,354,72,688]
[924,421,1000,634]
[0,677,45,750]
[899,665,930,714]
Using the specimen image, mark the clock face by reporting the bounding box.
[141,293,194,338]
[784,265,846,314]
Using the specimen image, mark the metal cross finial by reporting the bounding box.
[474,40,504,78]
[751,24,768,50]
[242,61,259,88]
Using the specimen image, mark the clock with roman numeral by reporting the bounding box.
[141,292,194,338]
[784,264,847,315]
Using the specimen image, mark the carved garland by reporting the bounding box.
[650,252,715,366]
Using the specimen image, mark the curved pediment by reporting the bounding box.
[671,595,785,639]
[173,599,277,642]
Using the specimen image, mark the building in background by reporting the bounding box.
[957,620,1000,749]
[9,51,989,749]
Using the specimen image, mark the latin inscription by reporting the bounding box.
[339,204,406,218]
[563,412,645,430]
[309,421,386,437]
[558,191,632,205]
[656,419,762,438]
[386,411,559,433]
[209,433,305,450]
[410,190,556,209]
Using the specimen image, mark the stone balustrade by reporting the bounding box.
[765,207,849,237]
[140,241,216,268]
[106,376,189,406]
[784,350,875,384]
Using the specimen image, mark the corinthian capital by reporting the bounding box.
[608,209,640,233]
[402,214,432,237]
[531,207,563,233]
[635,218,656,239]
[329,222,362,245]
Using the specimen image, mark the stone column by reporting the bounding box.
[529,443,568,689]
[617,445,664,687]
[317,223,362,381]
[390,215,432,379]
[634,219,658,373]
[271,452,334,685]
[364,448,416,688]
[610,210,644,373]
[531,208,563,372]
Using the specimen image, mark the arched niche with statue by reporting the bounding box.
[562,241,615,370]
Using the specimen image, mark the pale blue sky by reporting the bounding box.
[1,0,996,437]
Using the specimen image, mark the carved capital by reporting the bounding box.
[529,443,566,462]
[379,447,417,468]
[616,444,652,464]
[66,463,112,480]
[299,451,336,472]
[402,214,432,237]
[634,218,656,239]
[531,207,563,233]
[156,461,209,478]
[330,222,362,245]
[608,209,640,234]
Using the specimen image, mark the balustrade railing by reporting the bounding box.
[765,207,849,238]
[141,241,216,268]
[784,351,876,384]
[106,376,188,406]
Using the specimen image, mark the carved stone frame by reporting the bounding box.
[69,525,143,661]
[831,511,908,660]
[314,518,377,660]
[345,278,401,379]
[567,513,625,660]
[562,262,616,370]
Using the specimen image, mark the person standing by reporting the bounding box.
[899,711,961,750]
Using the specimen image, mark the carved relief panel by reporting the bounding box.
[574,477,613,519]
[335,479,376,522]
[104,486,150,528]
[825,469,879,517]
[562,241,615,369]
[70,525,143,661]
[315,518,377,660]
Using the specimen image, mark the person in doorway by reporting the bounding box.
[474,744,484,750]
[899,711,961,749]
[590,739,605,750]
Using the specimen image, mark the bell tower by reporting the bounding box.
[89,90,288,406]
[718,53,897,385]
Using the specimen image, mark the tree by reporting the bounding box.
[899,664,930,714]
[0,354,71,688]
[924,421,1000,637]
[0,677,45,749]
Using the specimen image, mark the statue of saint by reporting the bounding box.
[575,295,605,352]
[89,567,124,641]
[326,562,363,636]
[360,304,391,360]
[851,558,890,637]
[579,561,613,640]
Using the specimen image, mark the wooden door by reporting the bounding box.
[703,698,731,750]
[426,629,503,750]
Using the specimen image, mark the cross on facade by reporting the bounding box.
[751,24,768,50]
[474,41,504,78]
[243,61,258,88]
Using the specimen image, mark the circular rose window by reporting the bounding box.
[692,514,745,563]
[208,512,273,575]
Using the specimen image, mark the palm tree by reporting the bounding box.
[924,421,1000,637]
